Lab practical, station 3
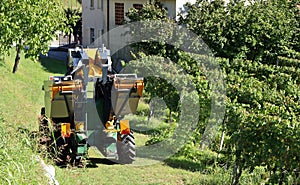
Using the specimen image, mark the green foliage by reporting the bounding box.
[126,1,179,62]
[126,1,226,151]
[125,56,195,122]
[289,0,300,52]
[145,122,177,145]
[136,100,150,116]
[125,113,178,148]
[0,0,68,72]
[179,0,299,62]
[126,0,183,119]
[177,143,217,164]
[126,1,168,21]
[238,166,268,184]
[126,4,300,180]
[276,56,300,67]
[64,8,81,44]
[281,49,300,60]
[155,56,300,184]
[145,76,180,116]
[219,57,300,184]
[179,0,227,57]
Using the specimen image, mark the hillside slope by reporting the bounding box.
[0,53,66,184]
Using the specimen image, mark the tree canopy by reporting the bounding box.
[64,8,82,45]
[126,2,182,120]
[179,0,299,62]
[0,0,69,73]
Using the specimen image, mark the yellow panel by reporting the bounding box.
[120,120,130,132]
[84,48,97,57]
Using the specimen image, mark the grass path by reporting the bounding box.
[55,132,226,185]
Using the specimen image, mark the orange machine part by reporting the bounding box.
[136,82,144,97]
[114,79,144,97]
[51,82,81,99]
[61,123,71,138]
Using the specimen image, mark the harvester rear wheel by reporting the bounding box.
[117,132,136,164]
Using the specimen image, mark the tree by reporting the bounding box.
[126,1,219,138]
[242,0,297,61]
[179,0,227,58]
[126,1,182,121]
[126,1,180,61]
[0,0,68,73]
[179,0,299,62]
[64,8,81,45]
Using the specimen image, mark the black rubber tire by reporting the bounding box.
[117,132,136,164]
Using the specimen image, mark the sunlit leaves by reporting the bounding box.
[179,0,299,61]
[0,0,68,70]
[221,58,300,183]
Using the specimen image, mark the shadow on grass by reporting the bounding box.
[164,157,207,172]
[131,123,174,136]
[131,127,161,135]
[39,57,67,74]
[86,157,118,168]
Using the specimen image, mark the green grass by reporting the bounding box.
[55,159,230,185]
[0,51,234,184]
[0,121,48,184]
[0,53,65,128]
[0,52,62,184]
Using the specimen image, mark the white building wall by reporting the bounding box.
[176,0,196,20]
[81,0,198,58]
[109,0,149,30]
[160,0,176,18]
[82,0,150,47]
[107,0,149,60]
[82,0,106,47]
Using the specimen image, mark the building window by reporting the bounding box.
[133,4,143,11]
[98,29,104,39]
[97,0,103,9]
[90,0,94,9]
[101,29,104,38]
[98,30,102,39]
[90,28,95,44]
[115,3,124,25]
[97,30,101,46]
[98,29,104,43]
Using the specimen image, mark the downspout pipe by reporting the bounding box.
[107,0,110,47]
